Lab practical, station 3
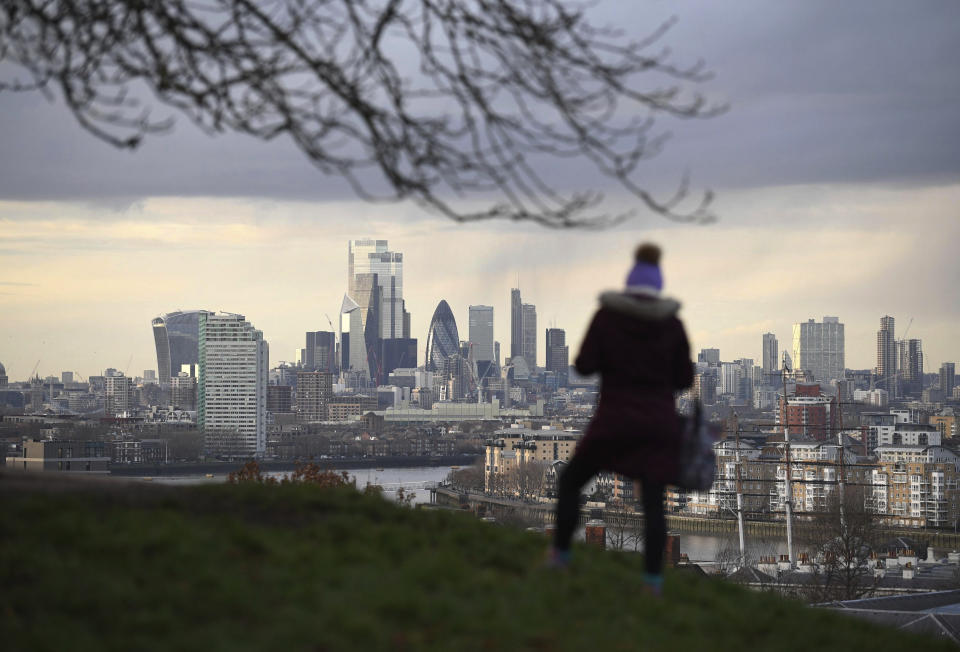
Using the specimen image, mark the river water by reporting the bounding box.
[145,466,788,564]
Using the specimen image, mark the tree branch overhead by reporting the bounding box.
[1,0,725,227]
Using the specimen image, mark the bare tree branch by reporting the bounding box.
[0,0,725,227]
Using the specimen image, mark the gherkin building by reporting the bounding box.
[425,300,459,371]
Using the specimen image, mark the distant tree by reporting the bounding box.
[447,459,484,492]
[604,498,643,552]
[799,486,880,602]
[0,0,723,227]
[509,458,547,502]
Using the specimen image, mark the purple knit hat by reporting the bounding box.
[625,243,663,294]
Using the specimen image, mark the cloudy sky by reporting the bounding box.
[1,0,958,382]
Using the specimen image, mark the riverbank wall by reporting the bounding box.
[435,487,960,550]
[109,454,480,477]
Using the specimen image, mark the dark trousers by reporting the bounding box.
[553,451,667,575]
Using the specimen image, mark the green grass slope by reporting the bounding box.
[0,475,951,652]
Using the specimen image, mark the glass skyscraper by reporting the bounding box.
[152,310,209,386]
[425,300,460,371]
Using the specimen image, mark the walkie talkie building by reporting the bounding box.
[152,311,209,385]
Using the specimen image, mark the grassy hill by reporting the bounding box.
[0,473,952,651]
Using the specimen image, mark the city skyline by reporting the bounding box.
[1,3,958,381]
[0,218,958,382]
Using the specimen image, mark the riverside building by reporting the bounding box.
[198,312,269,458]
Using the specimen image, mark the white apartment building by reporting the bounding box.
[872,445,960,527]
[198,312,269,458]
[104,374,135,417]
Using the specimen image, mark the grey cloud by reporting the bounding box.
[0,1,958,204]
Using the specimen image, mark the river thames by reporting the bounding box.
[146,465,791,567]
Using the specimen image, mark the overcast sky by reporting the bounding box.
[1,1,958,382]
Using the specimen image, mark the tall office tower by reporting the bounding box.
[340,294,366,378]
[198,312,269,459]
[697,348,720,366]
[762,333,778,374]
[347,238,408,339]
[941,363,956,397]
[378,338,417,383]
[897,339,924,395]
[170,373,197,410]
[792,316,845,383]
[0,361,6,388]
[494,342,501,369]
[305,331,336,373]
[61,371,74,384]
[152,310,210,387]
[877,316,897,396]
[545,328,569,383]
[104,374,135,416]
[720,362,744,397]
[425,300,460,370]
[522,303,537,371]
[469,305,494,378]
[296,371,333,422]
[510,288,523,360]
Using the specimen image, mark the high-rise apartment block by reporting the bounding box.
[941,363,956,397]
[792,316,844,383]
[104,374,135,417]
[198,312,269,458]
[296,371,333,422]
[897,338,924,396]
[762,333,778,374]
[877,316,897,396]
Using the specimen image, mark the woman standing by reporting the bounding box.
[550,243,693,594]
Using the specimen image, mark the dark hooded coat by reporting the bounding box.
[574,291,694,485]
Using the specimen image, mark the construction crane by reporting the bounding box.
[30,359,40,380]
[902,317,914,339]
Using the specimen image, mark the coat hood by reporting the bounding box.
[599,291,681,321]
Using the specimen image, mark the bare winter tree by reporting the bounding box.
[0,0,723,227]
[800,486,880,603]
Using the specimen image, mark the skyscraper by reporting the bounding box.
[762,333,778,374]
[198,312,268,458]
[340,294,366,377]
[877,316,897,396]
[469,305,495,377]
[510,288,523,360]
[522,303,537,371]
[545,328,569,384]
[792,316,844,383]
[305,331,336,373]
[347,238,408,339]
[425,300,460,370]
[152,310,209,386]
[940,363,956,397]
[897,339,924,395]
[698,348,720,366]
